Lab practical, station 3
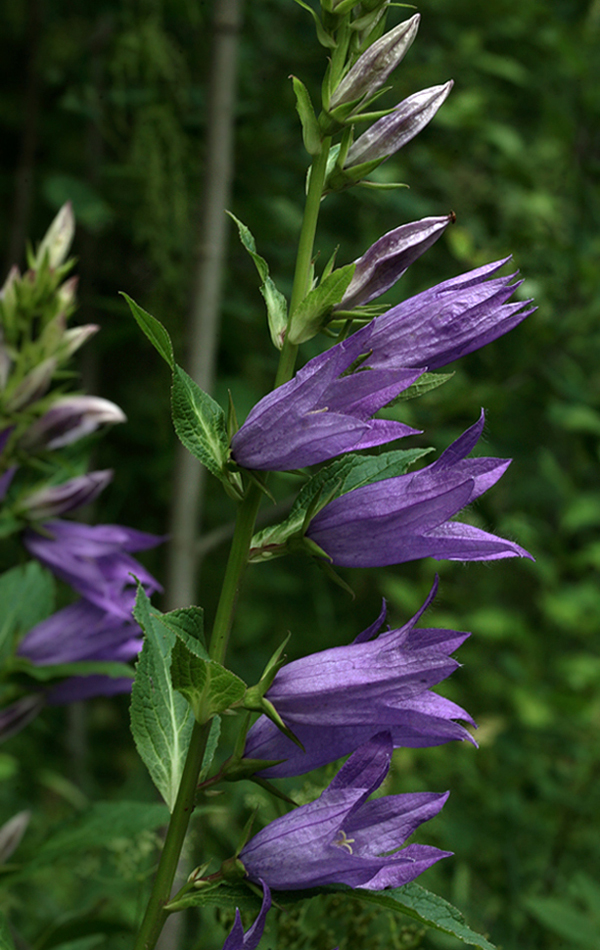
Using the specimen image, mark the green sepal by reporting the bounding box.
[291,76,322,156]
[292,0,337,48]
[325,156,387,192]
[220,756,287,784]
[227,212,288,350]
[287,263,356,344]
[171,639,247,725]
[121,293,174,369]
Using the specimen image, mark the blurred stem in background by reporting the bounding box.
[165,0,244,612]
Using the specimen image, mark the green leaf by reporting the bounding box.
[168,880,262,914]
[292,0,336,48]
[249,447,432,560]
[287,263,356,344]
[227,212,288,350]
[121,293,174,369]
[171,365,229,480]
[130,587,194,811]
[171,639,246,724]
[0,911,16,950]
[351,884,497,949]
[291,76,321,156]
[199,715,221,782]
[388,371,455,403]
[154,605,208,659]
[524,895,600,947]
[36,801,170,864]
[0,563,55,664]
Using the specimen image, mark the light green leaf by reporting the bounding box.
[228,212,288,349]
[131,587,194,811]
[292,76,321,156]
[171,640,246,724]
[287,264,356,344]
[0,563,55,664]
[171,365,229,480]
[121,293,174,369]
[249,447,432,560]
[389,371,455,403]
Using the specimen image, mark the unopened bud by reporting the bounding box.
[20,395,126,451]
[34,202,75,270]
[5,357,56,411]
[345,81,453,167]
[338,215,454,310]
[56,275,78,311]
[329,15,420,111]
[0,265,20,309]
[19,469,113,520]
[0,811,31,864]
[61,324,99,359]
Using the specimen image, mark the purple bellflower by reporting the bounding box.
[221,881,271,950]
[346,82,453,167]
[23,520,163,620]
[356,258,536,372]
[306,412,532,568]
[230,322,423,471]
[239,732,450,891]
[244,577,474,778]
[339,215,453,312]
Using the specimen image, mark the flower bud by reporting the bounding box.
[34,202,75,270]
[5,357,57,411]
[20,395,126,451]
[60,324,100,359]
[56,276,79,312]
[329,15,420,111]
[0,811,31,864]
[345,81,453,166]
[18,470,113,520]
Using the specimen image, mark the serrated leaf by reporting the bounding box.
[171,365,229,479]
[228,213,288,349]
[121,293,174,369]
[351,883,497,949]
[292,76,321,156]
[0,563,55,664]
[171,640,246,724]
[249,447,432,559]
[288,264,356,344]
[153,606,208,659]
[131,587,194,811]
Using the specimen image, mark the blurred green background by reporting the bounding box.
[1,0,600,948]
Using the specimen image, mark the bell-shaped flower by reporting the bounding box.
[244,577,474,778]
[230,323,423,471]
[356,258,535,371]
[23,520,163,620]
[306,412,532,568]
[338,215,453,311]
[221,881,271,950]
[18,470,113,521]
[239,733,450,891]
[329,15,420,111]
[20,395,126,452]
[345,82,453,167]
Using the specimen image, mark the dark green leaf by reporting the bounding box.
[154,605,208,659]
[389,371,455,403]
[171,365,229,479]
[121,293,174,369]
[7,657,134,683]
[171,639,246,723]
[228,212,288,349]
[0,563,55,664]
[0,910,16,950]
[292,76,321,156]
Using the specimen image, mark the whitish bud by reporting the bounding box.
[0,811,31,864]
[5,357,57,411]
[19,470,113,520]
[34,202,75,270]
[20,395,126,451]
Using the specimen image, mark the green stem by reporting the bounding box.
[134,135,332,950]
[274,136,332,389]
[133,720,211,950]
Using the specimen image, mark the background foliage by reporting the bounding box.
[1,0,599,948]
